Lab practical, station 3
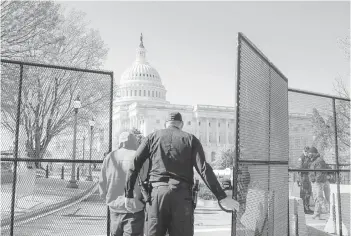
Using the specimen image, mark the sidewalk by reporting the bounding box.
[1,176,97,228]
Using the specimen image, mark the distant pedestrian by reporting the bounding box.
[297,146,313,214]
[99,131,148,236]
[308,147,328,219]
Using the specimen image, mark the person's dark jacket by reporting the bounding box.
[124,126,227,201]
[297,154,310,182]
[309,153,327,183]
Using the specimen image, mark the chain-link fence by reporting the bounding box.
[234,32,289,236]
[1,59,113,236]
[234,32,350,236]
[288,88,350,236]
[1,43,350,236]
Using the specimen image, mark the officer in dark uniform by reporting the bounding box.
[124,112,239,236]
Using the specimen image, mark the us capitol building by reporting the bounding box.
[113,35,236,162]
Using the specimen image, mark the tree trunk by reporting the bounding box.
[25,139,47,169]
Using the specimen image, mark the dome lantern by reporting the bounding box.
[136,33,146,63]
[116,34,168,105]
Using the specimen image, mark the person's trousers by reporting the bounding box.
[300,176,312,210]
[110,210,145,236]
[311,182,325,215]
[145,182,194,236]
[323,181,330,204]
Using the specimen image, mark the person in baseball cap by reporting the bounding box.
[118,131,138,150]
[99,131,146,236]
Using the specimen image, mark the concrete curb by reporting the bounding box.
[1,182,98,227]
[307,226,334,236]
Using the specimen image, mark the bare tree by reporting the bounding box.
[311,86,350,162]
[311,34,350,162]
[1,2,109,167]
[1,1,62,60]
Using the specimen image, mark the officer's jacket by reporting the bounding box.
[125,126,227,201]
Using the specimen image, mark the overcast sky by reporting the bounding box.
[61,1,350,107]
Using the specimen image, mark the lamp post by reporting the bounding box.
[67,96,81,188]
[82,134,86,176]
[86,117,95,181]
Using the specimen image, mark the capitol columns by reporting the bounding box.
[130,116,137,130]
[129,118,133,130]
[135,115,139,130]
[136,114,143,131]
[134,116,138,130]
[143,117,149,136]
[206,118,210,144]
[216,119,219,146]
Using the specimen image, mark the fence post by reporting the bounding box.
[61,166,64,180]
[10,63,24,236]
[77,167,80,181]
[332,193,337,234]
[232,32,242,236]
[332,98,343,236]
[45,164,49,178]
[107,72,114,236]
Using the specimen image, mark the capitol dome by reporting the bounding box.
[117,34,168,105]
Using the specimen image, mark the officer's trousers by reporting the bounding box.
[145,182,194,236]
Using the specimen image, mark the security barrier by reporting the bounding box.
[1,60,113,236]
[234,32,289,236]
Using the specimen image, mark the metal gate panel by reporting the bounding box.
[1,60,114,236]
[270,69,289,162]
[234,33,289,236]
[238,38,270,161]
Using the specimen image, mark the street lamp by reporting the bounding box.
[67,96,81,188]
[82,134,86,176]
[86,117,95,181]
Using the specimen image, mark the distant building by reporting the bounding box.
[113,34,235,162]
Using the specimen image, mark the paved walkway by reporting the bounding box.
[1,175,97,228]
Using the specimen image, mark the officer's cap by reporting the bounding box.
[166,112,182,122]
[309,146,318,154]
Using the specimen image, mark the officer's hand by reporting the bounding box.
[125,198,136,212]
[219,196,240,212]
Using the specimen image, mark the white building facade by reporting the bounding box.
[113,35,236,162]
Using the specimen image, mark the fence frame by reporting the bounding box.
[1,59,114,236]
[287,88,350,236]
[234,32,290,236]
